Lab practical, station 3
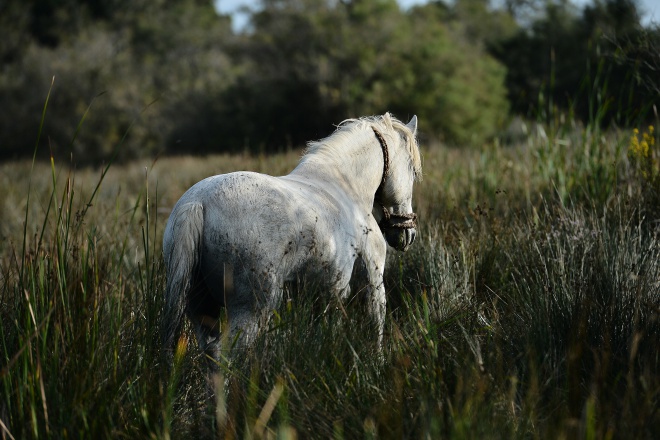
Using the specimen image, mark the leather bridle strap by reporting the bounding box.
[372,127,389,198]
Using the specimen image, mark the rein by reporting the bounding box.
[371,127,418,231]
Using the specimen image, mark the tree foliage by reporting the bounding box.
[492,0,659,125]
[170,0,510,150]
[0,0,235,162]
[0,0,656,163]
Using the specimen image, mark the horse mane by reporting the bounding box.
[303,113,422,181]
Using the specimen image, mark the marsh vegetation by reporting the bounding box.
[1,115,659,438]
[1,0,659,438]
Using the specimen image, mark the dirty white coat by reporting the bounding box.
[162,113,422,364]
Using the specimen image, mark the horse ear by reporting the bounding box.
[406,115,418,135]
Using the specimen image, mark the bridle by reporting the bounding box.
[372,127,418,231]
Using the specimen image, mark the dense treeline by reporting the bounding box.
[0,0,657,163]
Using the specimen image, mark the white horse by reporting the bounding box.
[162,113,422,365]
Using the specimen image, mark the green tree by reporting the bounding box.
[0,0,514,161]
[214,0,510,149]
[0,0,235,163]
[491,0,657,125]
[394,1,510,145]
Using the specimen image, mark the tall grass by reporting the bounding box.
[0,161,165,437]
[1,114,659,438]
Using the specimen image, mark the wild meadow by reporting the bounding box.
[1,114,659,439]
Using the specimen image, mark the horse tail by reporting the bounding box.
[162,202,204,355]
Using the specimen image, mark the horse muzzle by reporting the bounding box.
[383,226,416,251]
[378,208,417,252]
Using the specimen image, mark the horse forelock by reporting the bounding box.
[304,113,422,181]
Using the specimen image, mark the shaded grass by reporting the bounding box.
[1,121,659,438]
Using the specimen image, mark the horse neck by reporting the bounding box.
[292,130,385,211]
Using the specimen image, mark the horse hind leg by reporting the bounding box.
[187,281,225,372]
[191,315,223,373]
[225,271,282,356]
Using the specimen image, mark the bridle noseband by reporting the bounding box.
[372,127,418,231]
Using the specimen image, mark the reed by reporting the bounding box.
[1,108,658,438]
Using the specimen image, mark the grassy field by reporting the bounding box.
[1,120,659,439]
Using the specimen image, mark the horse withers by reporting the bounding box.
[162,113,422,366]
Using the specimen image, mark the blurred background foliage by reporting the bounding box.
[0,0,657,163]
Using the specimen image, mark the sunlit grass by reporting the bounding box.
[1,121,659,438]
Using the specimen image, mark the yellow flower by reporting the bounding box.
[629,125,658,182]
[643,125,655,148]
[629,127,652,159]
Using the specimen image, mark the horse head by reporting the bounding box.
[373,115,422,252]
